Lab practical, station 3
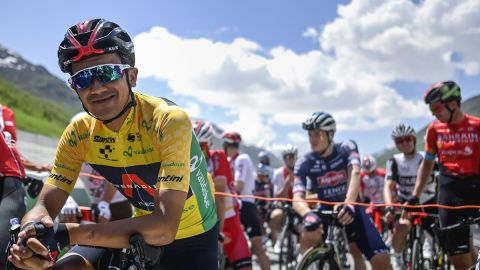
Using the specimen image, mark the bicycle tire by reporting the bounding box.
[295,247,340,270]
[279,228,297,270]
[411,239,423,270]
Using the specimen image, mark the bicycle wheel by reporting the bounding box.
[295,247,340,270]
[279,229,298,270]
[411,239,424,270]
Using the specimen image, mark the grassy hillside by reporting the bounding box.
[0,77,72,137]
[376,95,480,167]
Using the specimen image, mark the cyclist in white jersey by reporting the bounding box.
[384,123,436,270]
[269,144,297,250]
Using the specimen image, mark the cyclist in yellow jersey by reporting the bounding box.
[9,18,218,270]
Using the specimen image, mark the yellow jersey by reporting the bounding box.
[46,92,217,239]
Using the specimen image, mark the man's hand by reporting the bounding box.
[9,216,55,269]
[303,211,323,232]
[58,196,80,223]
[94,201,111,223]
[401,195,420,219]
[336,204,355,225]
[384,206,395,224]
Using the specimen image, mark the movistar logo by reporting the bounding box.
[93,136,116,143]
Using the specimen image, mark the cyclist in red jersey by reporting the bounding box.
[0,104,27,269]
[193,120,252,269]
[410,81,480,270]
[359,155,386,234]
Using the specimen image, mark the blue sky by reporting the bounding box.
[1,0,479,162]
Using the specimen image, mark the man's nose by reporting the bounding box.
[88,77,107,93]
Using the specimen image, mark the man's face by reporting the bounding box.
[70,53,138,121]
[308,129,329,153]
[429,102,452,123]
[284,154,297,169]
[223,143,237,157]
[394,135,415,154]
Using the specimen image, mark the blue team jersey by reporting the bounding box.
[293,140,361,203]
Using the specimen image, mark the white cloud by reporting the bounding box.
[183,101,201,118]
[302,27,319,42]
[134,0,480,146]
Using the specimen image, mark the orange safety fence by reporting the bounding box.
[76,172,480,211]
[214,192,480,211]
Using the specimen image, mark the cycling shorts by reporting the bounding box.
[240,201,263,238]
[438,174,480,256]
[322,205,389,260]
[64,224,219,270]
[223,215,252,269]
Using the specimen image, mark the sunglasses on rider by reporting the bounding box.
[395,136,413,145]
[429,103,444,114]
[68,64,131,91]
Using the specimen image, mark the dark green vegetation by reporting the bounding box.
[0,76,71,136]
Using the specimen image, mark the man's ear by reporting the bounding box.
[128,67,139,87]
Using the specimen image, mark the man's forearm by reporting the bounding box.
[345,166,361,203]
[68,210,177,248]
[412,160,435,198]
[293,194,311,216]
[383,180,396,205]
[69,189,186,248]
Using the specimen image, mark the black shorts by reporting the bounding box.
[240,201,263,238]
[63,224,219,270]
[438,174,480,256]
[0,177,26,269]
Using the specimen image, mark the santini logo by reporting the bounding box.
[159,175,183,182]
[93,136,116,143]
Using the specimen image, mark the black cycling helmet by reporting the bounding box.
[424,81,461,105]
[58,18,135,74]
[424,81,462,123]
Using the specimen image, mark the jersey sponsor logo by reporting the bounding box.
[158,174,184,182]
[98,145,117,161]
[54,162,75,172]
[155,127,163,141]
[69,130,90,146]
[317,171,347,186]
[142,118,153,131]
[127,132,142,142]
[183,203,195,213]
[190,154,204,172]
[161,161,186,168]
[120,173,156,199]
[93,135,116,143]
[437,132,479,143]
[190,151,211,209]
[49,173,74,185]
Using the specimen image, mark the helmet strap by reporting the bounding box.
[444,103,455,123]
[76,69,137,124]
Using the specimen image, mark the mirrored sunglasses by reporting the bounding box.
[68,64,130,91]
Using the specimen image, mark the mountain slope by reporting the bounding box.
[0,77,70,136]
[375,94,480,167]
[0,44,81,113]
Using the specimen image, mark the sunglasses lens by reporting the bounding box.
[69,64,127,90]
